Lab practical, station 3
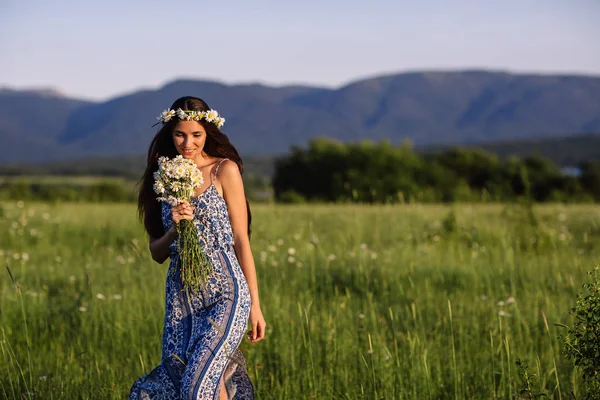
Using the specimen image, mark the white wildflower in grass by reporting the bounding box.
[55,256,62,263]
[270,260,279,267]
[111,294,122,300]
[259,251,267,262]
[360,243,368,251]
[11,221,19,229]
[96,293,106,300]
[296,261,304,268]
[153,155,210,292]
[21,253,29,261]
[497,301,505,307]
[79,306,87,312]
[0,249,4,256]
[558,213,567,221]
[276,239,284,246]
[498,311,512,317]
[370,252,377,260]
[287,256,296,264]
[432,235,440,242]
[293,233,301,240]
[359,313,365,319]
[268,245,276,252]
[42,213,50,220]
[69,275,76,282]
[16,201,24,208]
[287,247,296,255]
[29,228,38,237]
[480,294,488,301]
[39,376,47,381]
[327,254,336,261]
[506,297,516,304]
[13,253,20,260]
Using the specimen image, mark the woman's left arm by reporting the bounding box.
[219,160,266,343]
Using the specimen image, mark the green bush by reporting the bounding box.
[560,266,600,398]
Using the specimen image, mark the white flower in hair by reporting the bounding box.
[154,107,225,128]
[159,109,176,122]
[176,108,189,120]
[205,109,219,122]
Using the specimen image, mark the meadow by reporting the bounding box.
[0,201,598,399]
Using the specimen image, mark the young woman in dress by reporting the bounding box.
[130,96,266,399]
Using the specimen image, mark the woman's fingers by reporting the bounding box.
[171,203,194,222]
[252,320,258,341]
[247,320,266,343]
[256,322,265,341]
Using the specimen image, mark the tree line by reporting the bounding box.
[273,137,600,203]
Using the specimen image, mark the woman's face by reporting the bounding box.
[172,120,207,160]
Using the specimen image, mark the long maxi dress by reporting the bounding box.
[129,158,254,400]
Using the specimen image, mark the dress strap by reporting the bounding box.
[212,158,229,183]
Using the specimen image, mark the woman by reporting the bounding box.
[130,96,266,399]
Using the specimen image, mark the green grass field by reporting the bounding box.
[0,201,598,399]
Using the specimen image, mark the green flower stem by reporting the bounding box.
[176,220,212,293]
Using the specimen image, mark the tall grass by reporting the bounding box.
[0,201,598,399]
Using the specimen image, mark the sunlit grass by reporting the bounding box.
[0,201,598,399]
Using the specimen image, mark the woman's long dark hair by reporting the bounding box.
[138,96,252,239]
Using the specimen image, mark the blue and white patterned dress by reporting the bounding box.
[129,158,254,400]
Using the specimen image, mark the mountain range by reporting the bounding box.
[1,70,600,164]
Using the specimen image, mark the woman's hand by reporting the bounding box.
[248,305,266,343]
[171,201,194,224]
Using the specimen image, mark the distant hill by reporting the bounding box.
[1,70,600,163]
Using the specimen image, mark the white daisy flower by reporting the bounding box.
[176,108,188,120]
[153,181,165,194]
[205,109,219,122]
[159,109,176,122]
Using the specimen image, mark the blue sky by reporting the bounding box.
[1,0,599,100]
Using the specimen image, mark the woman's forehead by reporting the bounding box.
[173,120,205,133]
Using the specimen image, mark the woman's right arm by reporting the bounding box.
[149,226,178,263]
[149,201,194,263]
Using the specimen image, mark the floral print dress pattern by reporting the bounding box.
[129,158,254,400]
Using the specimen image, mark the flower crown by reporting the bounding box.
[154,108,225,128]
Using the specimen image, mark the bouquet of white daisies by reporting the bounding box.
[153,155,211,291]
